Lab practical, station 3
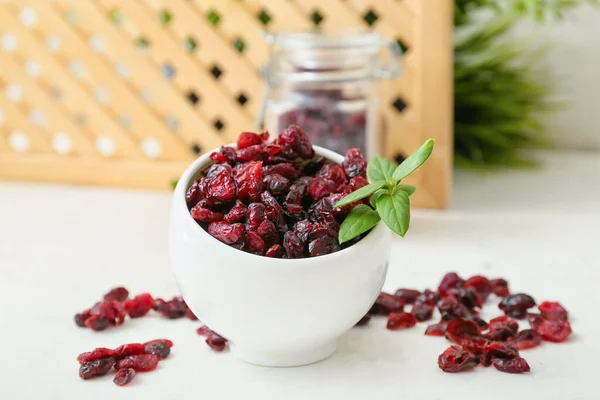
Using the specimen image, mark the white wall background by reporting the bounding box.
[518,4,600,150]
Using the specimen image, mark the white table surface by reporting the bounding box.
[1,150,599,400]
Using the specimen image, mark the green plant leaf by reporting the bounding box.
[338,204,381,244]
[396,184,416,196]
[370,188,388,208]
[334,181,386,208]
[375,190,410,237]
[171,179,178,190]
[392,139,435,181]
[367,156,396,182]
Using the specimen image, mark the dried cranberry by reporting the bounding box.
[485,341,519,360]
[438,298,470,321]
[208,222,244,245]
[90,300,126,326]
[484,326,517,342]
[438,272,464,296]
[416,289,438,306]
[113,368,136,386]
[125,293,154,318]
[206,164,237,201]
[246,203,266,231]
[245,231,266,254]
[278,125,315,159]
[538,301,568,321]
[206,332,228,352]
[308,198,335,223]
[348,176,369,191]
[394,289,421,304]
[103,287,129,302]
[328,193,353,220]
[155,296,188,319]
[144,342,171,359]
[84,315,110,331]
[196,325,212,336]
[499,293,536,319]
[263,173,290,194]
[424,321,448,336]
[283,231,305,259]
[308,236,340,257]
[513,329,542,350]
[233,161,264,201]
[79,357,116,380]
[535,319,572,343]
[265,244,284,258]
[375,292,405,315]
[77,348,118,364]
[210,146,237,165]
[292,219,314,242]
[316,164,346,187]
[342,148,367,179]
[260,191,281,217]
[237,131,264,149]
[489,315,519,333]
[74,310,90,327]
[264,163,299,179]
[308,178,338,200]
[473,316,489,330]
[493,357,530,373]
[115,343,146,358]
[411,303,434,322]
[463,275,492,302]
[447,287,482,309]
[236,144,266,162]
[355,314,371,326]
[386,312,417,330]
[461,337,491,355]
[490,278,510,297]
[223,200,247,223]
[527,313,545,329]
[186,180,202,206]
[438,346,479,373]
[445,318,481,343]
[143,339,174,348]
[257,220,279,245]
[190,205,224,223]
[116,354,160,372]
[285,182,308,206]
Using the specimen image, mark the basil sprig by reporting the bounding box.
[336,139,434,243]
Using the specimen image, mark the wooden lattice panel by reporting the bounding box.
[0,0,452,208]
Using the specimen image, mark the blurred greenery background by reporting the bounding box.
[453,0,597,168]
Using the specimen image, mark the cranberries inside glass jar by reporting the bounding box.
[186,125,371,259]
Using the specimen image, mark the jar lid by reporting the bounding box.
[264,30,403,83]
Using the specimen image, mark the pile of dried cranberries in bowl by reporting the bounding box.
[185,125,370,258]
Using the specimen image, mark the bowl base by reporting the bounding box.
[230,340,337,367]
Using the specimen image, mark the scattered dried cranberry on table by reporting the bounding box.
[360,272,572,374]
[74,286,197,332]
[76,280,571,375]
[78,339,172,386]
[187,125,371,258]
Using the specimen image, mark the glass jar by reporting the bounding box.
[259,31,403,158]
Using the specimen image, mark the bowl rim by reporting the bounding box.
[173,144,388,264]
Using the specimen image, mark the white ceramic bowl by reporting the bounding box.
[169,145,392,367]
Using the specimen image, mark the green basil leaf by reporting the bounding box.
[334,180,387,208]
[367,156,396,182]
[370,188,388,208]
[396,184,416,196]
[338,204,381,244]
[392,139,435,181]
[375,190,411,237]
